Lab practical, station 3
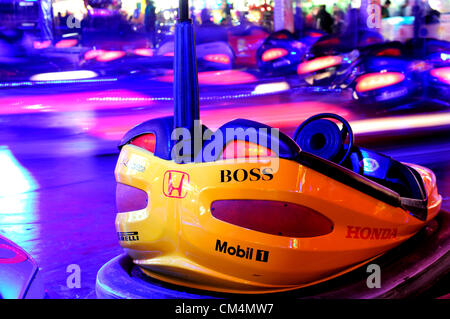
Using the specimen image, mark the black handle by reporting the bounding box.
[179,0,190,21]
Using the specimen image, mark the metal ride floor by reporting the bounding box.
[0,74,449,298]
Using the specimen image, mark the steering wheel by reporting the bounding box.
[293,113,354,165]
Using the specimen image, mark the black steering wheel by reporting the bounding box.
[293,113,354,165]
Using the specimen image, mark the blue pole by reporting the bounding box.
[173,0,200,135]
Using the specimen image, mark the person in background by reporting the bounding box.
[190,7,199,25]
[425,9,440,24]
[221,16,231,26]
[399,0,410,16]
[305,6,318,28]
[200,8,213,25]
[293,3,303,35]
[332,4,345,34]
[224,2,232,24]
[133,3,141,20]
[316,5,333,34]
[239,11,250,26]
[382,0,391,18]
[195,7,226,43]
[144,0,156,47]
[423,0,440,24]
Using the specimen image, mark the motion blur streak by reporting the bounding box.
[350,112,450,134]
[261,48,289,62]
[30,71,98,82]
[252,82,290,94]
[204,54,231,64]
[55,39,78,48]
[198,70,258,85]
[33,40,51,50]
[0,90,153,115]
[0,78,117,88]
[133,48,154,57]
[84,50,106,60]
[86,101,350,140]
[0,147,38,196]
[430,67,450,84]
[0,147,39,247]
[157,70,258,85]
[297,56,342,74]
[96,51,126,62]
[355,72,405,92]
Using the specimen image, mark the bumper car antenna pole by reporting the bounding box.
[173,0,200,162]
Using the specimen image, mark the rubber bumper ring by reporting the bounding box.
[295,119,343,161]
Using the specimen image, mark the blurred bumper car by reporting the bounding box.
[256,29,309,76]
[0,235,44,299]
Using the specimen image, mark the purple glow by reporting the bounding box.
[133,48,154,57]
[86,101,351,140]
[431,67,450,85]
[96,51,126,62]
[0,90,153,115]
[55,39,78,48]
[89,8,115,17]
[157,70,258,85]
[33,40,51,50]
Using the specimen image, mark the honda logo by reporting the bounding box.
[163,170,190,198]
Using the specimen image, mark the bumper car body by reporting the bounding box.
[114,116,441,294]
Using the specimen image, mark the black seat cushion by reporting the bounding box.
[348,146,426,200]
[119,116,174,160]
